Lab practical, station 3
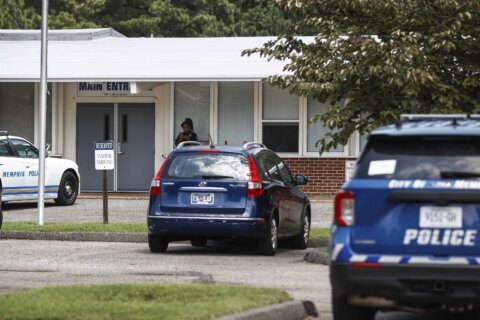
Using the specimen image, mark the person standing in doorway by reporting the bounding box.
[175,118,198,146]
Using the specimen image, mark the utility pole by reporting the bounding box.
[38,0,49,225]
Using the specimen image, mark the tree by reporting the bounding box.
[243,0,480,153]
[20,0,298,37]
[0,0,38,29]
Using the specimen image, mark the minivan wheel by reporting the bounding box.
[190,238,208,247]
[148,234,169,253]
[290,213,310,249]
[332,291,376,320]
[259,216,278,256]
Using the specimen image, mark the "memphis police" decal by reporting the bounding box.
[2,171,25,178]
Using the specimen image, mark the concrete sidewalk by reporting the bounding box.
[3,196,333,228]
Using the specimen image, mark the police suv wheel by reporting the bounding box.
[148,234,169,253]
[54,171,78,206]
[259,216,278,256]
[290,213,310,249]
[332,291,376,320]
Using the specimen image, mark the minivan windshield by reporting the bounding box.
[355,136,480,179]
[165,153,250,180]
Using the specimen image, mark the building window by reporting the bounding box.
[218,82,254,145]
[174,82,210,142]
[0,83,35,142]
[307,98,344,153]
[262,84,299,153]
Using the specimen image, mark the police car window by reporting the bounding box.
[355,136,480,179]
[0,140,13,157]
[165,153,250,180]
[10,139,39,159]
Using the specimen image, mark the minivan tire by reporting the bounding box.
[259,215,278,256]
[332,291,376,320]
[191,238,208,247]
[148,234,169,253]
[54,171,79,206]
[290,212,310,249]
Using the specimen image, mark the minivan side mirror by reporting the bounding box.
[295,174,308,186]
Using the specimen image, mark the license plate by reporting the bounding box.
[191,193,214,205]
[419,206,463,228]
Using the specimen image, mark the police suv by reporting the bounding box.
[0,132,80,228]
[330,115,480,319]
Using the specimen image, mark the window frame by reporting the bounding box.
[302,97,349,157]
[258,82,302,157]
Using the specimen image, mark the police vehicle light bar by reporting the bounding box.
[399,114,469,122]
[0,131,9,136]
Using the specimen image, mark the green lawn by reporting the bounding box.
[0,284,290,320]
[2,222,330,240]
[310,227,330,239]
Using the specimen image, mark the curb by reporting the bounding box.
[217,300,318,320]
[0,231,328,247]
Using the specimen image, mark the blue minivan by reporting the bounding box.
[330,115,480,320]
[147,141,311,255]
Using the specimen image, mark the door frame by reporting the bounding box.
[76,100,155,192]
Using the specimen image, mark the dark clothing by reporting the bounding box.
[175,131,198,146]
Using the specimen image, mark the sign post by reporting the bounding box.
[95,140,114,224]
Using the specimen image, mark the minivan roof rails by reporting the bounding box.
[176,141,202,149]
[243,142,266,150]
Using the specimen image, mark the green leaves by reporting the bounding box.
[246,0,480,153]
[12,0,298,37]
[0,0,39,29]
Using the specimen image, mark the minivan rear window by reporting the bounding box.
[165,153,250,180]
[355,136,480,179]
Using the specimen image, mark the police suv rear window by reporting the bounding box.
[355,137,480,179]
[165,153,250,180]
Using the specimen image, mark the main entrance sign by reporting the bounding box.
[77,82,154,97]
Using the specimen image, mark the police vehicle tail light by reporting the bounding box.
[334,190,355,226]
[150,156,170,196]
[247,156,262,198]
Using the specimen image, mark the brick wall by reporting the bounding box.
[282,157,356,196]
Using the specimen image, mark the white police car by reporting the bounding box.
[330,115,480,319]
[0,131,80,228]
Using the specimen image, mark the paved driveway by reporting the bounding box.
[2,197,333,228]
[0,240,471,320]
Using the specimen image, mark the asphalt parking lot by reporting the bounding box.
[2,196,333,227]
[0,198,475,319]
[0,239,471,320]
